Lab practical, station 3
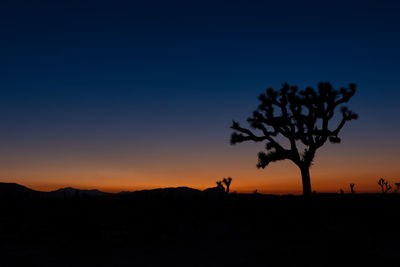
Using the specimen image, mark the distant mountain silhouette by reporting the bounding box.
[121,187,202,200]
[51,187,108,198]
[0,183,43,198]
[0,182,205,199]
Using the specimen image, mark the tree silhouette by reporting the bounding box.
[222,177,232,193]
[216,181,224,191]
[350,183,355,194]
[395,183,400,193]
[378,178,392,194]
[230,82,358,196]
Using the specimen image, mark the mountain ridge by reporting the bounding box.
[0,182,215,199]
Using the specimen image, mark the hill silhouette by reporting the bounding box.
[0,182,209,199]
[51,187,109,198]
[0,182,43,198]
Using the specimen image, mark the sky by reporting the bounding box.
[1,0,400,194]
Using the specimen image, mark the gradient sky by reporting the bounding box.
[1,0,400,194]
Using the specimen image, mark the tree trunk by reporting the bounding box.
[300,166,312,197]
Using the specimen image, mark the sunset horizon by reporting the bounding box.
[2,1,400,266]
[2,1,400,195]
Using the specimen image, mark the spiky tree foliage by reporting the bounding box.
[216,181,224,190]
[230,82,358,196]
[222,177,232,193]
[378,178,392,194]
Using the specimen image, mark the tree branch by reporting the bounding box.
[230,82,358,168]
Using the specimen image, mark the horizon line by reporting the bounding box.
[0,181,391,196]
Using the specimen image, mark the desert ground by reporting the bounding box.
[1,184,399,266]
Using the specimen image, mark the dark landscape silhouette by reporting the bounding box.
[1,182,400,266]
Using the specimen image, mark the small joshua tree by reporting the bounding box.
[377,178,392,194]
[222,177,232,193]
[350,183,355,194]
[395,183,400,193]
[216,181,225,191]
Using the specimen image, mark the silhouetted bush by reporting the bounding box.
[378,178,392,194]
[350,183,355,194]
[395,183,400,193]
[222,177,232,193]
[216,181,224,190]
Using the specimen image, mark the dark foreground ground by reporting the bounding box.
[1,192,399,266]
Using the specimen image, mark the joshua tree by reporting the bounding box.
[350,183,355,194]
[230,82,358,196]
[216,181,224,191]
[222,177,232,193]
[378,178,392,194]
[395,183,400,193]
[385,181,392,193]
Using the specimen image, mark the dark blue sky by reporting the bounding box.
[1,0,399,192]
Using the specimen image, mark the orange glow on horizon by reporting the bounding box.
[3,166,399,195]
[1,137,399,195]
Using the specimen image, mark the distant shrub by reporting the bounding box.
[350,183,355,194]
[222,177,232,193]
[395,183,400,193]
[378,178,392,194]
[216,177,233,194]
[216,181,224,190]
